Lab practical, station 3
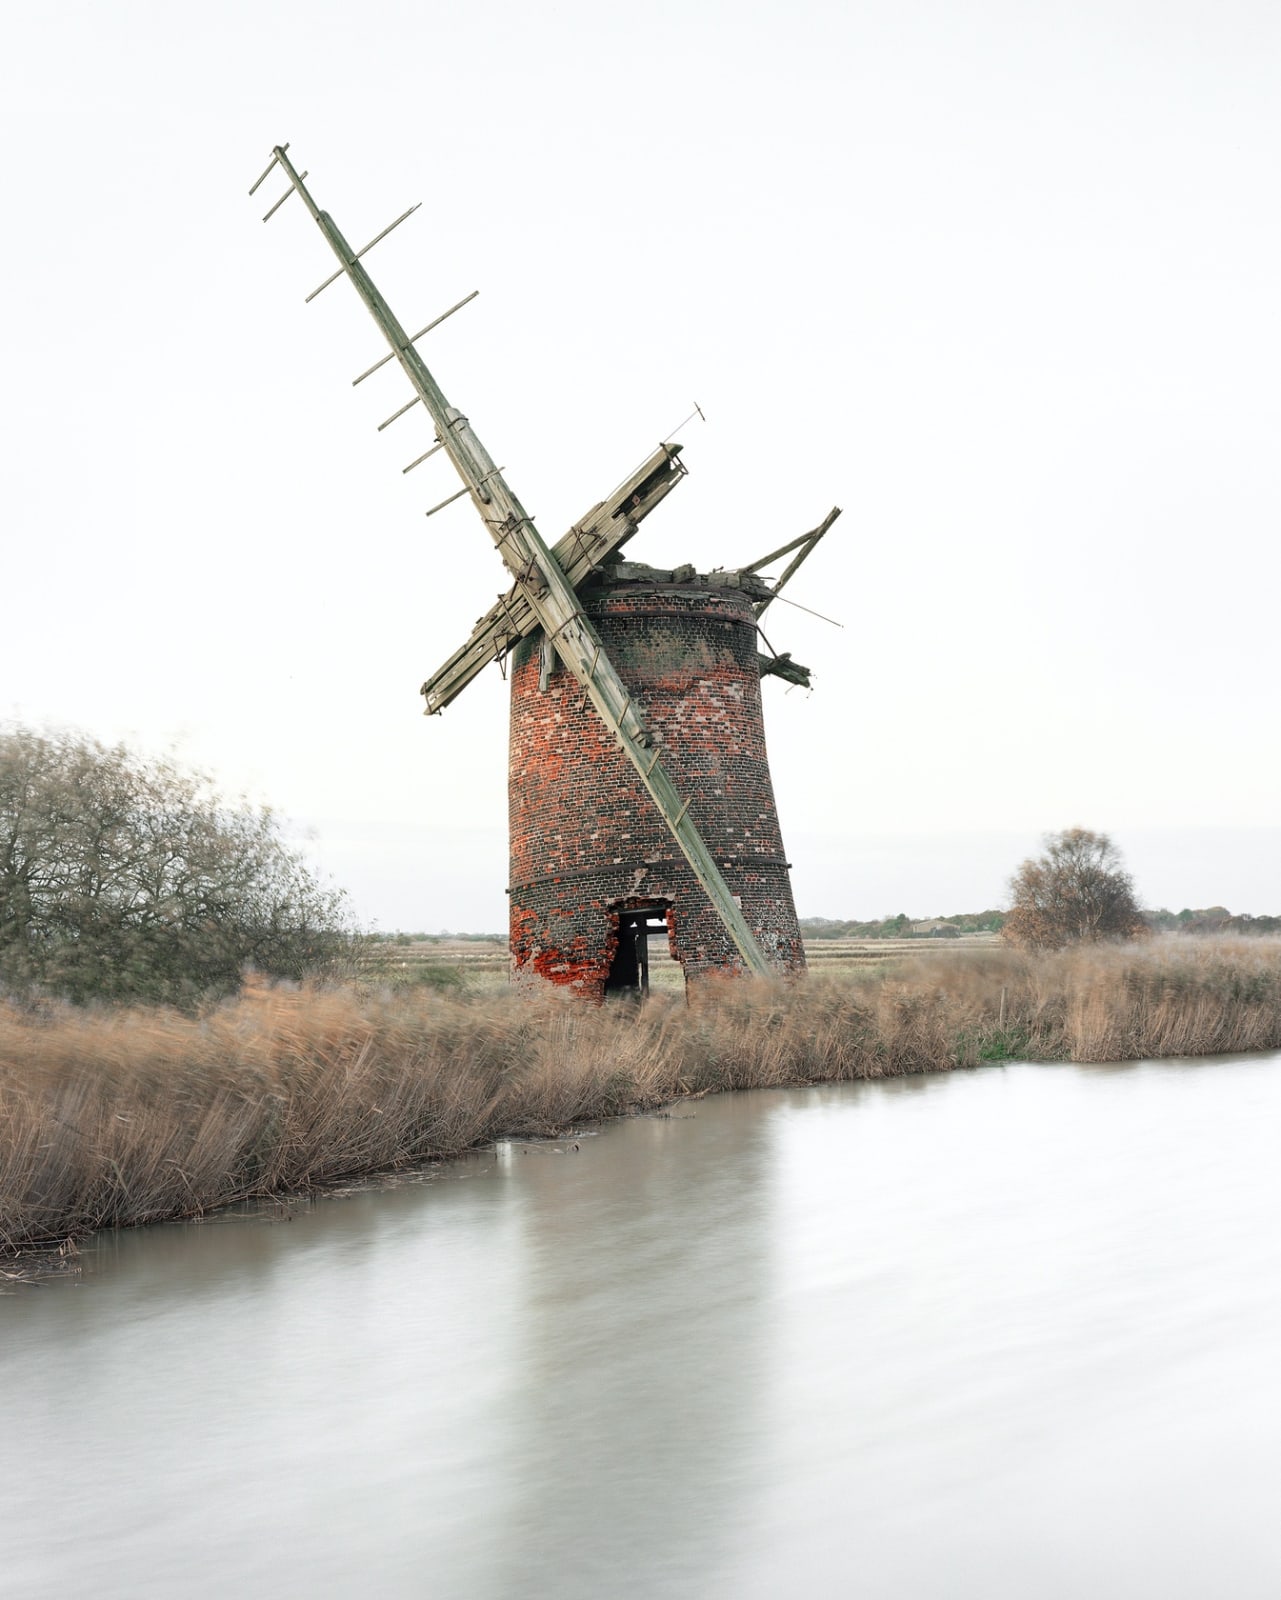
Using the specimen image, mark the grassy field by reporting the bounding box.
[5,934,1281,1255]
[368,931,1003,992]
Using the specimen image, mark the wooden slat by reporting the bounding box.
[419,445,685,713]
[746,505,842,619]
[757,651,811,687]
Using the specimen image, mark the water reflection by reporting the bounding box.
[488,1100,774,1596]
[5,1055,1281,1599]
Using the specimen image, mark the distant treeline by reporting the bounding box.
[801,908,1281,940]
[800,913,1006,939]
[1144,907,1281,936]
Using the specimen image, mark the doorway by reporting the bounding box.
[604,905,672,997]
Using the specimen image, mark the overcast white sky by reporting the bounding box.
[2,0,1277,930]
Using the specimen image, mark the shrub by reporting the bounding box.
[1003,827,1146,952]
[0,726,355,1007]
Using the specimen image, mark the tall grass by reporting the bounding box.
[4,936,1280,1251]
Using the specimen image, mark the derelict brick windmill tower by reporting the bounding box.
[251,146,839,998]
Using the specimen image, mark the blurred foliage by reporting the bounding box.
[0,725,357,1008]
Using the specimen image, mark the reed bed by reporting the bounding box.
[4,935,1280,1251]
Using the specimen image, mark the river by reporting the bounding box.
[5,1052,1281,1598]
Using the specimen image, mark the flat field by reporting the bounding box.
[369,932,1002,992]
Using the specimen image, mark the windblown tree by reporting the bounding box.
[0,727,355,1005]
[1003,828,1147,952]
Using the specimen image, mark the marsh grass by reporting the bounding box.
[4,936,1280,1251]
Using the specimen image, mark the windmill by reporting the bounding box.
[249,145,839,997]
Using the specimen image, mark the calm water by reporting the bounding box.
[6,1054,1281,1599]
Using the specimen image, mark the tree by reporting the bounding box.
[0,726,356,1006]
[1002,828,1146,952]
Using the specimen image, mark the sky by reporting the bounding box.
[2,0,1278,931]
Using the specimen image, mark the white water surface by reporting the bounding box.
[5,1054,1281,1599]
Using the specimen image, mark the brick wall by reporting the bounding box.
[508,574,806,997]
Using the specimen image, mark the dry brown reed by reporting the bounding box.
[4,935,1280,1251]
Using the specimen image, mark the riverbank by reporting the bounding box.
[4,935,1281,1251]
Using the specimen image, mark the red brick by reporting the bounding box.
[508,574,806,998]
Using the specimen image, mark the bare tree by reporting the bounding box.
[1003,828,1147,952]
[0,726,357,1006]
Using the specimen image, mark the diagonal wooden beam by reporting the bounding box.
[420,445,685,714]
[746,506,842,619]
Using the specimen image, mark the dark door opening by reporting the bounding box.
[605,909,671,997]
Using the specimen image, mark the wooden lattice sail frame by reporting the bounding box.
[249,144,839,978]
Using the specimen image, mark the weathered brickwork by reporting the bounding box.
[508,573,806,997]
